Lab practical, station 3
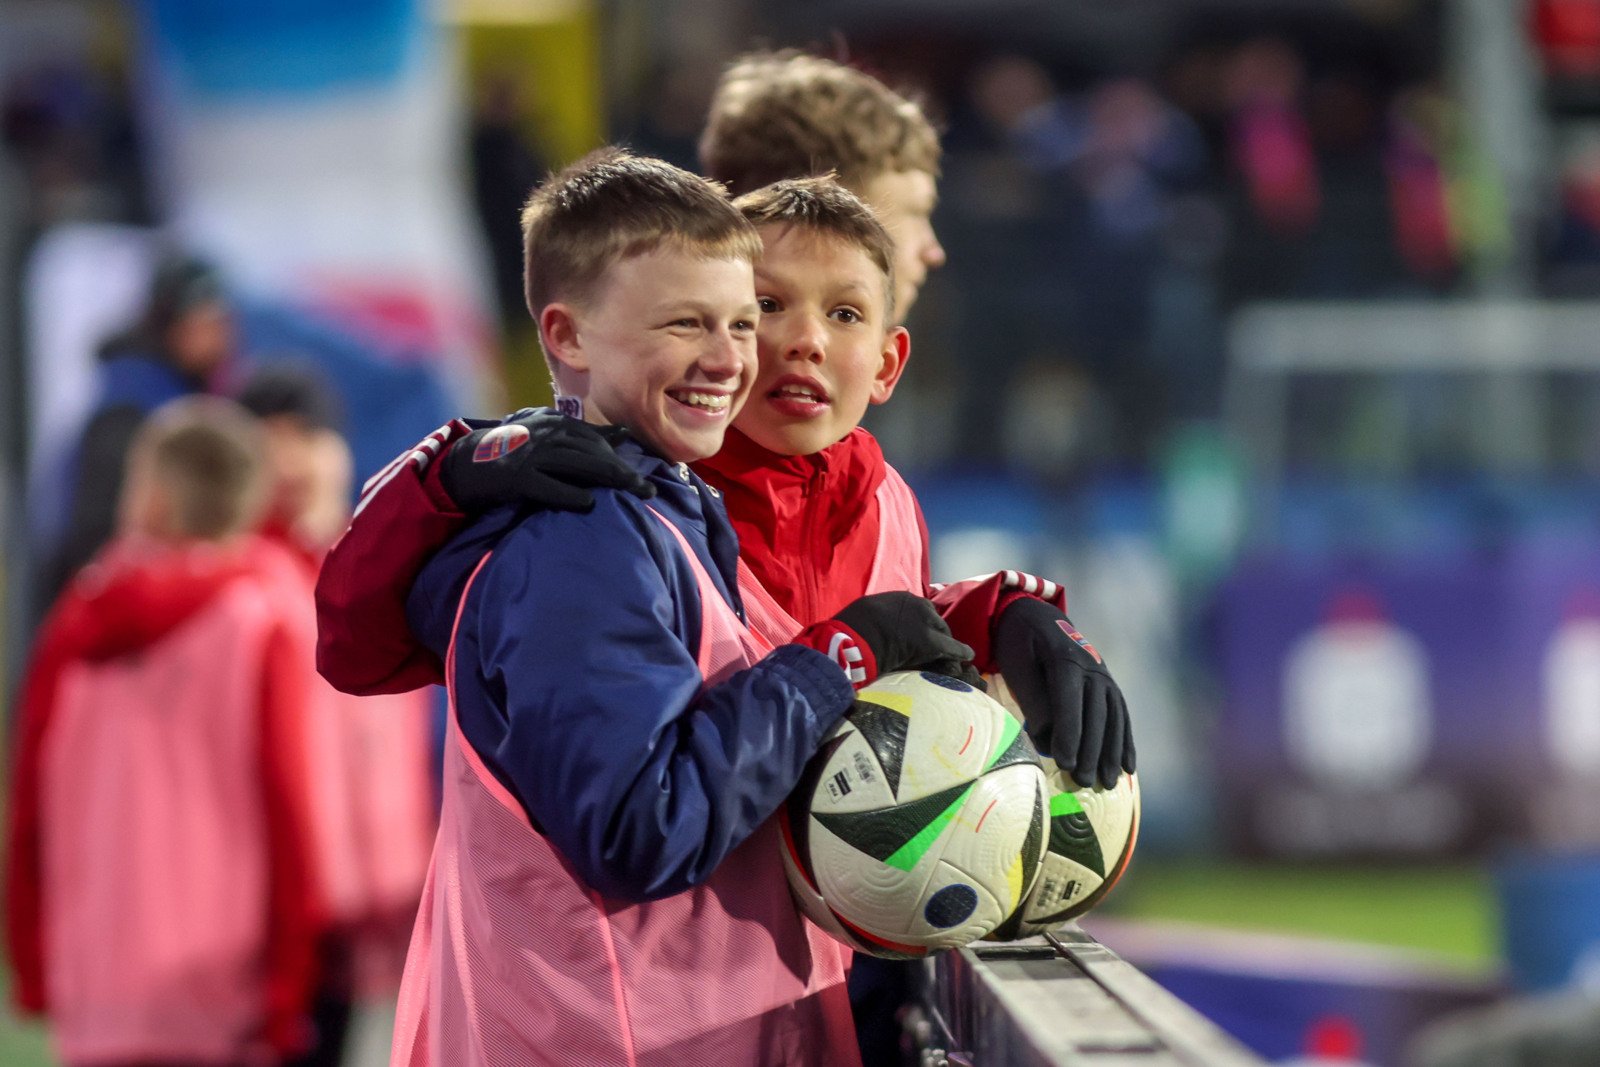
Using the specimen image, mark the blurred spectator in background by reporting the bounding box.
[240,364,355,558]
[469,73,548,329]
[6,397,326,1067]
[1546,129,1600,292]
[624,58,721,174]
[239,366,438,1065]
[1217,36,1327,306]
[1385,82,1461,288]
[46,254,236,603]
[1,57,149,233]
[965,54,1210,462]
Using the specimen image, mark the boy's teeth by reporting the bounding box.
[775,385,823,401]
[671,389,729,411]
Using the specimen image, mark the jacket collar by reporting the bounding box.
[692,427,888,521]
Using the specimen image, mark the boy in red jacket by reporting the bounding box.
[6,397,325,1066]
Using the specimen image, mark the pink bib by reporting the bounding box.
[390,508,859,1067]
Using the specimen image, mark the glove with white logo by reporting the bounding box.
[439,408,655,513]
[992,597,1134,789]
[795,591,982,690]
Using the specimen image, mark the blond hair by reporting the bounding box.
[520,147,761,317]
[126,397,267,541]
[699,51,942,196]
[734,176,898,318]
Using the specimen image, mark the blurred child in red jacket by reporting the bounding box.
[7,397,324,1066]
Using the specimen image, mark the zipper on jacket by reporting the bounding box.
[799,461,828,622]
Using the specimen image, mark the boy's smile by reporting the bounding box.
[738,226,909,457]
[551,250,759,464]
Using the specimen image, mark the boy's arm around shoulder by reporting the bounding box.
[315,411,656,696]
[314,421,473,695]
[464,492,854,904]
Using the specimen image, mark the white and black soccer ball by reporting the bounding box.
[983,673,1141,940]
[780,670,1050,958]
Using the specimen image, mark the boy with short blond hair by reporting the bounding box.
[384,148,975,1067]
[7,397,326,1067]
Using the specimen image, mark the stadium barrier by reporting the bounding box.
[911,925,1264,1065]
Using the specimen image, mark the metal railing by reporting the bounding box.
[912,926,1264,1066]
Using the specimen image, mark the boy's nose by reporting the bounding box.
[922,228,947,269]
[785,315,827,363]
[699,329,747,378]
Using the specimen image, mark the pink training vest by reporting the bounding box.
[739,464,926,645]
[39,577,303,1067]
[390,508,860,1067]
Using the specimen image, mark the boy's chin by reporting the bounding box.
[735,419,851,458]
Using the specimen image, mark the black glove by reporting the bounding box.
[829,591,983,689]
[992,597,1134,789]
[439,408,655,513]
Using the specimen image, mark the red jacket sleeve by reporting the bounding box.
[3,607,78,1016]
[257,623,326,1057]
[931,570,1069,676]
[314,421,472,695]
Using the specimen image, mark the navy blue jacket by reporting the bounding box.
[408,437,854,903]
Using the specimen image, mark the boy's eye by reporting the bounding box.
[732,318,757,333]
[831,307,863,325]
[757,297,780,314]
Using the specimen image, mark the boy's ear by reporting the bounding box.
[539,303,588,373]
[869,326,911,406]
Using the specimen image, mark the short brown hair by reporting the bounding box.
[129,397,268,540]
[520,147,760,315]
[734,176,897,317]
[699,51,942,196]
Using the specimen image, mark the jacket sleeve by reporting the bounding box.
[464,501,854,903]
[931,570,1069,676]
[314,420,475,695]
[257,623,327,1057]
[3,604,79,1016]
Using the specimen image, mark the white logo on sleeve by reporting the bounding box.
[827,631,867,686]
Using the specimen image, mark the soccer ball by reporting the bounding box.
[983,673,1140,940]
[779,671,1050,958]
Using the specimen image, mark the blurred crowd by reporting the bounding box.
[0,18,1503,481]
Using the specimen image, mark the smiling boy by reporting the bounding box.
[387,149,980,1067]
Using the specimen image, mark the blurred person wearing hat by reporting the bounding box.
[47,253,236,602]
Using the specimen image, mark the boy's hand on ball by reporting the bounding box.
[799,592,982,689]
[992,597,1134,790]
[440,407,656,513]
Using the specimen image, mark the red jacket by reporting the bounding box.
[5,536,325,1056]
[314,423,1065,696]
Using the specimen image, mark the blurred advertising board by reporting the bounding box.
[1214,541,1600,859]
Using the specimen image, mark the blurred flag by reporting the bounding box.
[130,0,496,410]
